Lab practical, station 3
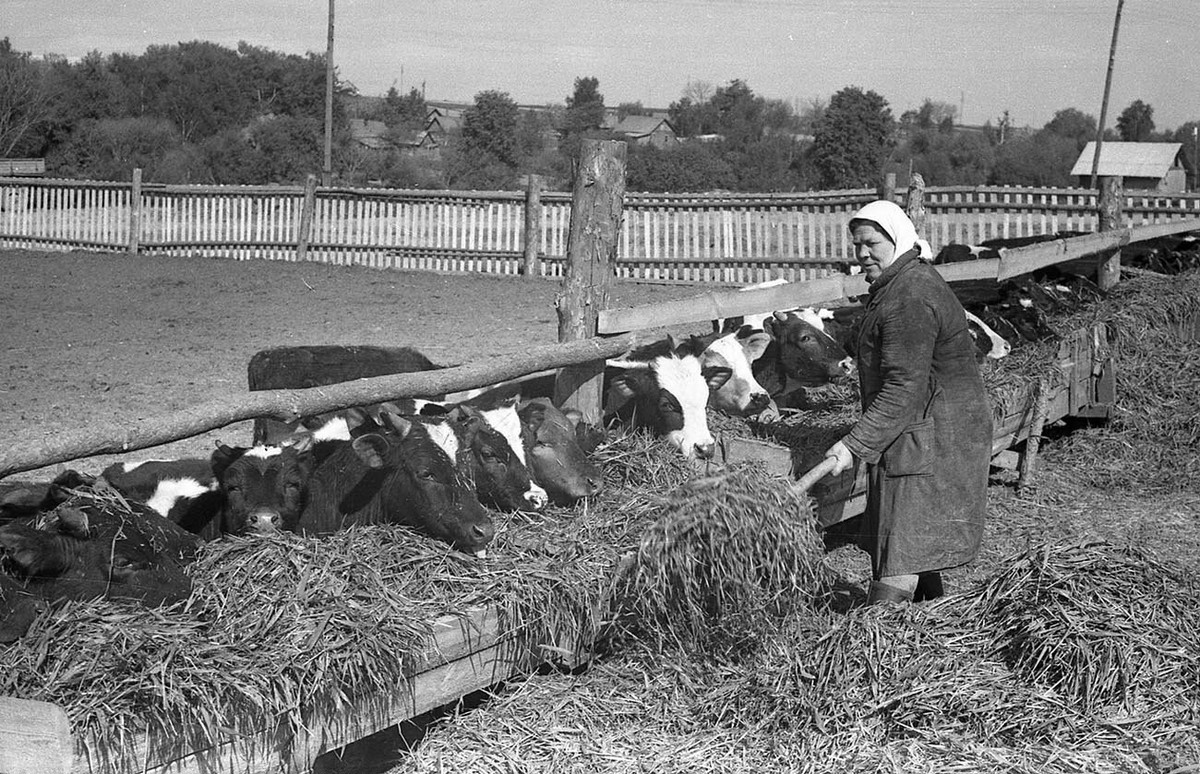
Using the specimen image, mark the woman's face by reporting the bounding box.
[851,222,896,281]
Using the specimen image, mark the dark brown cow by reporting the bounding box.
[300,414,495,555]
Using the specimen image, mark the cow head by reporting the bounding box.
[701,330,772,416]
[353,414,495,555]
[764,308,854,388]
[0,502,198,607]
[211,436,316,535]
[518,397,604,504]
[606,336,730,459]
[447,403,546,512]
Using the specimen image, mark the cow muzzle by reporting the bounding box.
[246,509,283,533]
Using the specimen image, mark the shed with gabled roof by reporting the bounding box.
[611,116,679,148]
[1071,142,1186,192]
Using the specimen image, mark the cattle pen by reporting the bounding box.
[3,145,1200,774]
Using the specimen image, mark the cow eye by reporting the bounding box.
[482,452,503,463]
[417,468,435,480]
[225,484,241,493]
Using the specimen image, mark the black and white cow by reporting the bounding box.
[517,397,605,504]
[101,458,225,534]
[605,335,731,460]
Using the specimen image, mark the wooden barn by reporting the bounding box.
[1071,141,1187,192]
[609,115,679,148]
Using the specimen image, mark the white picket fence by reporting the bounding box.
[3,177,1198,284]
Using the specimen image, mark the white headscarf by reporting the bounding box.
[849,200,933,261]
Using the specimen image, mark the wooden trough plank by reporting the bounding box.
[0,697,73,774]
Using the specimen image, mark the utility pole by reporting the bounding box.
[322,0,335,187]
[1090,0,1124,190]
[1193,126,1198,191]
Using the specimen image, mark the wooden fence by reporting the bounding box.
[3,176,1200,284]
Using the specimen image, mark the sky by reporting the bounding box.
[7,0,1200,131]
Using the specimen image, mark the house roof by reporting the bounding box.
[426,114,462,134]
[612,115,675,137]
[1070,142,1184,178]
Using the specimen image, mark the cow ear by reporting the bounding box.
[741,332,772,362]
[703,366,733,390]
[211,444,244,477]
[607,373,639,400]
[55,507,91,539]
[518,402,548,433]
[285,431,315,455]
[381,413,414,438]
[561,408,584,429]
[350,434,391,469]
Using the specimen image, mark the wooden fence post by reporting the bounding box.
[553,140,627,424]
[1097,175,1123,290]
[877,172,896,204]
[128,167,142,255]
[905,172,926,235]
[296,174,318,262]
[522,174,543,278]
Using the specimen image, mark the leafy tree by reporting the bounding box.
[897,129,993,185]
[128,42,253,141]
[235,42,328,120]
[989,132,1079,186]
[811,86,895,188]
[616,101,646,120]
[900,99,957,132]
[626,142,735,192]
[461,89,519,166]
[1116,100,1155,142]
[382,85,426,129]
[1043,107,1097,150]
[1171,121,1200,189]
[249,115,324,183]
[50,116,183,180]
[0,38,57,156]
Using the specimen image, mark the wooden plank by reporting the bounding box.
[598,276,846,334]
[0,697,73,774]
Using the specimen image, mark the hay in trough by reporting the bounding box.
[1051,268,1200,493]
[605,464,826,659]
[0,430,701,769]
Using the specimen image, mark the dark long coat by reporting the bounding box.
[841,250,991,578]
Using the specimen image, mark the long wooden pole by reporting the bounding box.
[322,0,335,187]
[1089,0,1124,190]
[0,333,650,479]
[296,173,318,261]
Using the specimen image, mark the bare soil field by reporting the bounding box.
[0,248,700,481]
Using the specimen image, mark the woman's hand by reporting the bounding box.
[825,440,855,476]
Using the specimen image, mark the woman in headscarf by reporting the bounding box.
[824,200,991,604]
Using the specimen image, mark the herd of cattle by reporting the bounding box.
[0,236,1105,642]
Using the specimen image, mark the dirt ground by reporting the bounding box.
[0,248,701,482]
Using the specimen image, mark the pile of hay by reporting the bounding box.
[398,536,1200,774]
[1051,268,1200,492]
[0,429,704,768]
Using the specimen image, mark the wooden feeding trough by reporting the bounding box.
[717,320,1117,527]
[1,605,589,774]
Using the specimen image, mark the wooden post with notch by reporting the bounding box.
[128,167,142,255]
[553,140,627,424]
[905,172,926,235]
[297,173,318,262]
[522,174,543,278]
[1096,175,1123,290]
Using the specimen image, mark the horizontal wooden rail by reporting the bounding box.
[599,218,1200,334]
[0,333,653,479]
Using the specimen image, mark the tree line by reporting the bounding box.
[2,37,1197,193]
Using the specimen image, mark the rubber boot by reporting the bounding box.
[867,580,914,605]
[913,572,944,603]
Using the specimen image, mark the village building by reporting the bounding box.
[1071,142,1187,193]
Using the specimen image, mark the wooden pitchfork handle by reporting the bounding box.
[792,457,840,495]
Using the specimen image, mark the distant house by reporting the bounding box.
[1071,142,1186,192]
[424,113,462,147]
[610,116,679,148]
[348,119,429,157]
